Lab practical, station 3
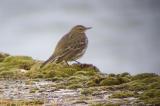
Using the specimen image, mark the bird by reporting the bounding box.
[40,25,91,68]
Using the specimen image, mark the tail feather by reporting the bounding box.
[40,55,55,68]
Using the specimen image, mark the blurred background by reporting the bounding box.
[0,0,160,74]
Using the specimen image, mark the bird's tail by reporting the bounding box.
[40,55,55,68]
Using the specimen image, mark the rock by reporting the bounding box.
[0,52,159,106]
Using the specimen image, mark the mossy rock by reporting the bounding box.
[0,56,35,71]
[29,62,100,79]
[0,52,101,79]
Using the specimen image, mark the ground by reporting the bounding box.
[0,52,160,106]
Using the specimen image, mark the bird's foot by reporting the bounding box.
[74,60,81,64]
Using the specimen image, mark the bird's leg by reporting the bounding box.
[63,60,69,66]
[74,60,85,68]
[74,60,81,64]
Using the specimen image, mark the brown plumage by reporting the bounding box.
[40,25,91,68]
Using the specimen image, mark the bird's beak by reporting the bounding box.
[85,27,92,30]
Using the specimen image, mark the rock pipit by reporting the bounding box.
[40,25,91,68]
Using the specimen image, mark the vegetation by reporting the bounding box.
[0,99,43,106]
[90,103,121,106]
[0,52,160,105]
[109,91,135,98]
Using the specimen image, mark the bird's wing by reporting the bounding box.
[53,33,72,56]
[55,32,85,51]
[52,32,87,62]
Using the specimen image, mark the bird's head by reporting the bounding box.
[71,25,92,33]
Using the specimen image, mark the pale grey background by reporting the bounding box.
[0,0,160,74]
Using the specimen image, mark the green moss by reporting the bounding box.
[65,75,87,89]
[115,77,131,84]
[1,53,160,105]
[86,75,104,87]
[126,76,160,91]
[119,72,131,77]
[23,100,44,105]
[68,75,89,83]
[100,77,121,86]
[0,70,14,78]
[141,76,160,84]
[39,63,99,78]
[0,53,100,80]
[127,81,147,91]
[26,63,43,78]
[110,91,135,98]
[4,56,35,67]
[55,67,77,77]
[0,99,44,106]
[46,77,63,82]
[132,73,158,80]
[80,88,94,96]
[90,103,121,106]
[108,73,116,77]
[0,69,26,79]
[74,70,93,76]
[139,89,160,104]
[0,56,35,72]
[27,63,99,81]
[86,80,98,87]
[82,68,99,76]
[0,52,9,62]
[55,82,67,89]
[148,82,160,89]
[99,75,132,87]
[143,97,160,105]
[67,83,83,89]
[26,68,44,79]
